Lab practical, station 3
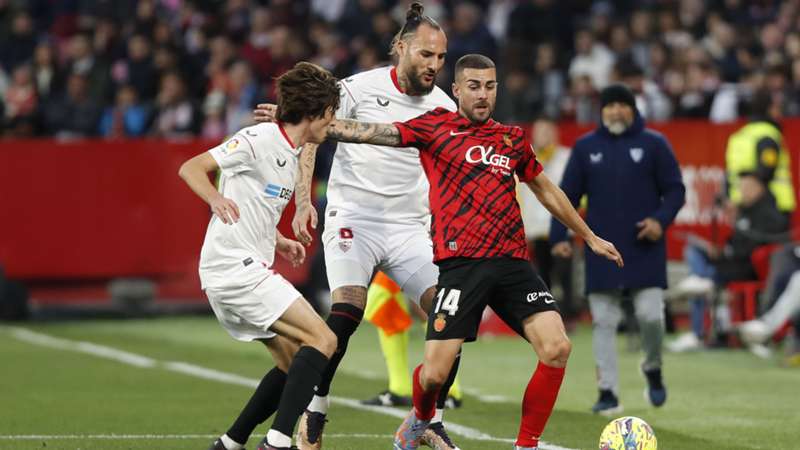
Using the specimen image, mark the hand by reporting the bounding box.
[551,241,573,258]
[587,235,624,268]
[276,236,306,267]
[209,196,240,224]
[636,217,663,241]
[253,103,277,123]
[292,203,318,246]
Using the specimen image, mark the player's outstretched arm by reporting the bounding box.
[526,174,624,268]
[293,143,318,246]
[178,153,240,224]
[326,119,402,146]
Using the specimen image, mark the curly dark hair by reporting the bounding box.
[275,62,340,124]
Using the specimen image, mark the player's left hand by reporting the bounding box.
[253,103,277,123]
[276,237,306,267]
[587,235,624,268]
[636,217,663,241]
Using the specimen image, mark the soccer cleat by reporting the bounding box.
[674,275,714,297]
[254,437,298,450]
[296,410,326,450]
[208,438,243,450]
[420,422,460,450]
[591,389,623,416]
[642,367,667,407]
[394,409,430,450]
[738,319,771,345]
[361,390,413,407]
[666,331,702,352]
[443,396,463,409]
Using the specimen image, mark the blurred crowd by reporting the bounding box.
[2,0,800,139]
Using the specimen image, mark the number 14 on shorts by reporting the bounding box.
[434,288,461,316]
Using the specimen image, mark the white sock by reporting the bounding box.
[220,434,244,450]
[430,408,444,424]
[266,429,292,448]
[308,394,329,414]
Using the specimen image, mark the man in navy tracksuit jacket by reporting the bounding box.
[549,84,685,414]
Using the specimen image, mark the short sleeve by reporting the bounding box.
[336,79,358,120]
[515,135,543,182]
[208,134,257,176]
[393,107,448,149]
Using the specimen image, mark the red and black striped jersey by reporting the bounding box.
[394,107,543,262]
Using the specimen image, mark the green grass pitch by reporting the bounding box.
[0,316,797,449]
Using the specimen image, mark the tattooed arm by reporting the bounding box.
[292,143,318,246]
[326,119,402,146]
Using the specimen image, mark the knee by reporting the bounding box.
[540,336,572,365]
[593,313,621,329]
[421,364,449,391]
[311,327,338,359]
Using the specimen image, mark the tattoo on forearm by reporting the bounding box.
[327,120,401,146]
[295,143,317,206]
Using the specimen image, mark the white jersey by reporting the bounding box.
[199,122,300,289]
[328,65,456,224]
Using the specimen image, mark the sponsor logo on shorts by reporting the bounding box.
[434,313,447,332]
[527,291,555,304]
[338,227,353,252]
[242,257,253,267]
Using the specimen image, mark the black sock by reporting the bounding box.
[436,351,461,409]
[226,367,287,444]
[315,303,363,397]
[271,346,329,437]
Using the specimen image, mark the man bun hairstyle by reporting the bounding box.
[389,2,442,56]
[275,62,340,124]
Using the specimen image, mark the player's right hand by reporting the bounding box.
[253,103,277,123]
[210,196,240,224]
[292,204,318,246]
[587,236,624,268]
[551,241,573,258]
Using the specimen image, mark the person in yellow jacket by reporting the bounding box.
[726,93,796,214]
[361,272,463,410]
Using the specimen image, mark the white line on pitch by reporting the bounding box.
[6,327,577,450]
[0,434,394,440]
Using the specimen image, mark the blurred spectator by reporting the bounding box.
[224,60,259,135]
[152,71,199,138]
[494,69,538,123]
[201,90,226,141]
[3,63,37,136]
[445,2,497,85]
[31,42,61,101]
[113,34,158,100]
[44,73,102,139]
[569,28,615,90]
[519,117,575,318]
[98,84,151,138]
[0,10,36,71]
[64,33,111,104]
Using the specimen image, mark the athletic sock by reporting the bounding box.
[220,434,244,450]
[435,351,461,409]
[226,367,287,444]
[265,429,292,448]
[379,326,412,396]
[271,346,329,438]
[412,364,439,421]
[516,362,566,448]
[307,394,329,414]
[315,303,364,397]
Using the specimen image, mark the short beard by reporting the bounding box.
[604,119,629,135]
[463,107,493,124]
[404,67,435,96]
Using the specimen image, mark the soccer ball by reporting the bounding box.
[598,416,657,450]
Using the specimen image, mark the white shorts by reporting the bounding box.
[322,211,438,303]
[204,270,301,342]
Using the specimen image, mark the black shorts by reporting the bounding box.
[426,257,560,342]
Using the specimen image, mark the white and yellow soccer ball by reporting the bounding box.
[598,416,657,450]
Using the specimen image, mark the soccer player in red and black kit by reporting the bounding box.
[324,54,624,450]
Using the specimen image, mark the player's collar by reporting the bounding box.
[276,121,296,149]
[390,66,405,94]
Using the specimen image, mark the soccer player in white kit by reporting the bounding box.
[179,62,341,450]
[256,4,462,450]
